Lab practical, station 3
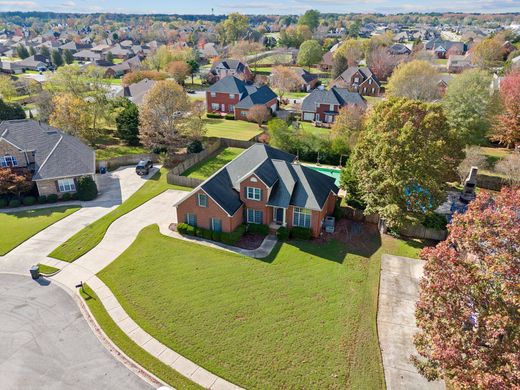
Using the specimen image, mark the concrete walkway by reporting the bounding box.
[378,254,445,390]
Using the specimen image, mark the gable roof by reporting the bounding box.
[0,119,95,180]
[178,144,338,215]
[209,76,277,109]
[301,87,366,112]
[336,66,381,86]
[116,78,156,105]
[211,59,247,74]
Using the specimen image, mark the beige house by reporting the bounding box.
[0,120,95,196]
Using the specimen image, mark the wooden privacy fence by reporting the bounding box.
[167,138,257,188]
[96,153,159,171]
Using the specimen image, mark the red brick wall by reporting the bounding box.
[314,103,339,122]
[239,174,272,225]
[286,191,337,237]
[358,78,381,96]
[206,91,241,114]
[176,189,243,232]
[234,97,278,121]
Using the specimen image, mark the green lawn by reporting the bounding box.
[299,121,331,138]
[204,118,263,141]
[80,284,201,390]
[96,145,149,160]
[48,168,189,262]
[0,206,80,255]
[182,147,244,180]
[37,263,60,274]
[255,53,293,65]
[282,91,309,99]
[98,224,427,389]
[364,95,384,106]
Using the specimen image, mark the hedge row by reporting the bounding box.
[206,113,221,119]
[177,223,246,246]
[0,193,73,208]
[247,223,269,236]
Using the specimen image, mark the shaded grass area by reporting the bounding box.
[80,284,201,390]
[99,224,427,389]
[204,118,263,141]
[96,145,149,160]
[0,206,80,255]
[299,121,331,138]
[37,263,60,274]
[182,147,244,179]
[48,169,189,262]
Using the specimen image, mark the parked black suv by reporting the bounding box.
[136,159,153,176]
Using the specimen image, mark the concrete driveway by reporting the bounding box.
[378,254,445,390]
[0,274,151,390]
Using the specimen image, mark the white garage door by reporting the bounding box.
[303,112,314,121]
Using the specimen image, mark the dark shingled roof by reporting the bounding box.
[301,87,366,112]
[178,144,338,215]
[0,119,95,180]
[209,76,277,109]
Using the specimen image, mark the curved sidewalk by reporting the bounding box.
[49,189,243,390]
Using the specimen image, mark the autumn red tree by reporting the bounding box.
[0,168,33,197]
[491,71,520,148]
[366,47,399,81]
[246,105,271,127]
[413,187,520,389]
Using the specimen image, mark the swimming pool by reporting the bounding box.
[307,166,342,186]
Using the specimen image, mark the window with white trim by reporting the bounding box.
[246,187,261,201]
[229,104,234,113]
[57,178,76,193]
[247,209,263,224]
[186,213,197,227]
[0,155,18,167]
[293,207,311,228]
[211,103,219,110]
[211,218,222,232]
[229,93,235,99]
[241,111,247,117]
[210,92,216,98]
[197,193,207,207]
[354,77,359,83]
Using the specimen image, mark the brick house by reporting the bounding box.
[291,67,319,92]
[209,59,253,83]
[424,38,466,59]
[301,87,366,124]
[0,120,95,196]
[175,144,338,238]
[206,76,278,120]
[330,66,382,97]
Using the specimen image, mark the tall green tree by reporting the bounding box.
[63,49,74,64]
[351,98,463,227]
[443,69,495,145]
[106,51,115,63]
[297,40,323,70]
[0,99,25,120]
[186,59,199,85]
[298,10,320,31]
[115,99,140,146]
[221,13,249,44]
[51,49,64,67]
[16,44,29,59]
[39,45,50,58]
[386,60,440,101]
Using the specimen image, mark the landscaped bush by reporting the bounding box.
[61,193,72,201]
[221,224,246,245]
[247,223,269,236]
[76,176,98,201]
[187,139,203,154]
[206,113,221,119]
[47,194,58,203]
[211,231,222,242]
[9,199,21,208]
[276,226,289,240]
[422,212,448,230]
[290,226,312,240]
[176,223,189,234]
[38,195,47,204]
[224,114,235,120]
[22,196,36,206]
[0,198,7,208]
[177,223,246,246]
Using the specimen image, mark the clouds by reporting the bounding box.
[0,0,37,7]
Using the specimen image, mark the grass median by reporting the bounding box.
[48,168,189,262]
[80,284,201,390]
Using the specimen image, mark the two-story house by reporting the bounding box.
[209,59,253,83]
[0,119,95,196]
[330,67,382,96]
[175,144,338,238]
[206,76,278,120]
[301,87,366,124]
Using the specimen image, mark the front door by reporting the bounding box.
[276,208,284,224]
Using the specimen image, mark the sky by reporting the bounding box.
[0,0,519,15]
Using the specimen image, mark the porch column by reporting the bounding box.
[282,208,287,227]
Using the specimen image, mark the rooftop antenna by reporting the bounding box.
[211,8,214,15]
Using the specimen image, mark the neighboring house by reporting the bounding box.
[199,42,219,60]
[330,66,382,96]
[175,143,338,238]
[425,38,466,58]
[0,61,23,74]
[437,74,453,95]
[116,78,156,105]
[301,87,366,124]
[209,59,252,83]
[58,41,91,53]
[389,43,412,56]
[96,55,142,78]
[511,54,520,70]
[73,49,101,62]
[319,51,334,71]
[291,67,318,92]
[206,76,278,120]
[15,54,49,71]
[447,54,473,73]
[0,119,95,197]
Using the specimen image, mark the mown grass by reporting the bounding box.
[99,224,427,389]
[80,284,201,390]
[204,118,264,140]
[182,147,244,179]
[96,145,149,160]
[37,263,60,274]
[0,206,80,255]
[48,168,189,262]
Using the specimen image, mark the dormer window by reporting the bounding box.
[210,92,216,98]
[246,187,261,201]
[0,155,18,167]
[229,93,235,99]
